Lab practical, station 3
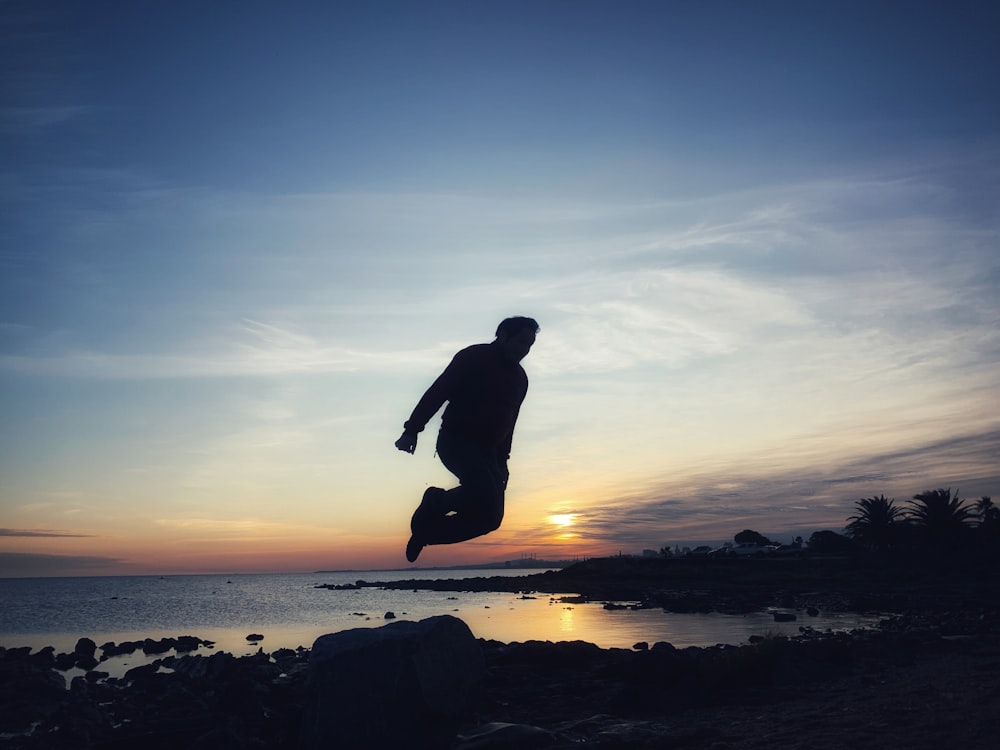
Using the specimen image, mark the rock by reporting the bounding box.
[30,645,56,667]
[75,653,99,671]
[455,721,556,749]
[101,640,142,658]
[53,684,116,745]
[302,615,485,750]
[316,581,361,590]
[74,637,98,659]
[123,662,160,683]
[143,637,176,654]
[384,610,396,619]
[175,635,206,652]
[492,639,603,669]
[246,633,265,642]
[169,651,240,682]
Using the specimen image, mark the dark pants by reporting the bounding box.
[422,430,508,546]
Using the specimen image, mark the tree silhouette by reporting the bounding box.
[846,495,903,553]
[972,496,1000,552]
[734,529,773,546]
[808,530,856,554]
[906,488,973,550]
[974,496,998,527]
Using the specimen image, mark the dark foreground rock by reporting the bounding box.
[302,614,484,749]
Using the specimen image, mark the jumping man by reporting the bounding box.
[394,316,539,562]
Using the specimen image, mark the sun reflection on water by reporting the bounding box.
[459,595,882,650]
[558,604,576,636]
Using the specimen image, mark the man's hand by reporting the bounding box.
[395,431,418,454]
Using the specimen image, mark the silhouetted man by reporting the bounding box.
[395,316,539,562]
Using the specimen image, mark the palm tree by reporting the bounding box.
[974,496,998,527]
[846,495,903,553]
[906,488,973,549]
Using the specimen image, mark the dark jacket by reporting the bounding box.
[403,342,529,459]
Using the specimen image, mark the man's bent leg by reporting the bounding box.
[420,430,505,546]
[406,485,452,562]
[411,486,448,535]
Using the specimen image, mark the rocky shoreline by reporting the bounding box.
[3,556,998,749]
[361,554,998,615]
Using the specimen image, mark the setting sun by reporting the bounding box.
[549,514,576,528]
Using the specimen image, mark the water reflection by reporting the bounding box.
[558,605,576,637]
[458,595,881,649]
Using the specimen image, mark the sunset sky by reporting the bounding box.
[2,1,998,577]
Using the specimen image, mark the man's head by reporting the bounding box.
[495,316,539,363]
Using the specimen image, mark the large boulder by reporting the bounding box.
[301,615,485,749]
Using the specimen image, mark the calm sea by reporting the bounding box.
[0,569,880,675]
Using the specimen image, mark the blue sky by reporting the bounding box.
[2,0,998,576]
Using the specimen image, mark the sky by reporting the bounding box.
[2,1,998,577]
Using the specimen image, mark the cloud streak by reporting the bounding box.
[4,152,996,378]
[0,319,455,379]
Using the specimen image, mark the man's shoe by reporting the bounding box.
[410,486,446,534]
[405,534,425,563]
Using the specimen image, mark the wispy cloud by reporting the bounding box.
[4,159,996,426]
[152,517,337,542]
[0,318,452,379]
[0,528,92,538]
[527,265,813,375]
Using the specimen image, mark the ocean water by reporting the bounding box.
[0,569,881,676]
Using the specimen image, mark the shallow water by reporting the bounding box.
[1,569,881,678]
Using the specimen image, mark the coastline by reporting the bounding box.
[3,555,998,749]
